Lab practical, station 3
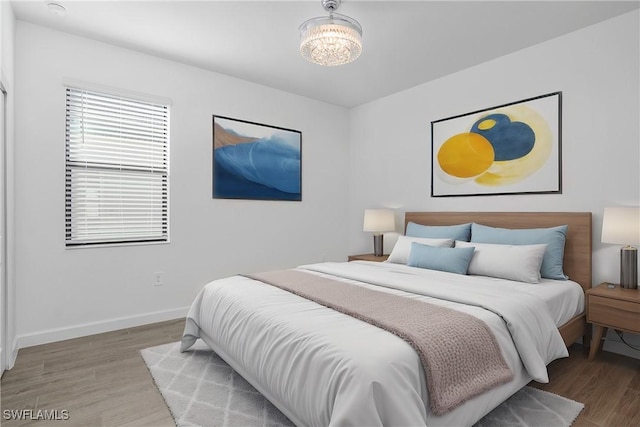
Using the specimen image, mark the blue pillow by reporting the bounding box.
[407,243,475,275]
[406,222,472,241]
[470,223,568,280]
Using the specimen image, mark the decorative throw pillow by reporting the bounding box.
[455,240,548,283]
[406,222,472,242]
[386,235,454,264]
[407,243,475,275]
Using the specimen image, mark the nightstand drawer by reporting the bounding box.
[588,295,640,333]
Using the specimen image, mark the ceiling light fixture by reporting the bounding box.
[299,0,362,66]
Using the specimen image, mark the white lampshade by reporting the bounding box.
[363,209,395,233]
[602,207,640,245]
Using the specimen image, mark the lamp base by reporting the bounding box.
[373,235,384,257]
[620,246,638,289]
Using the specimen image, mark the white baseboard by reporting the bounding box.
[8,335,18,369]
[0,337,18,371]
[16,307,189,349]
[1,335,21,372]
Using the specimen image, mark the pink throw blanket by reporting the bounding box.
[246,269,513,415]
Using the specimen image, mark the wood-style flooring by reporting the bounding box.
[531,344,640,427]
[1,319,183,427]
[1,319,639,427]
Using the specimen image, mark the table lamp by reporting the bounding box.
[601,207,640,289]
[363,209,395,256]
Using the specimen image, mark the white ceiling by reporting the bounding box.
[11,0,640,108]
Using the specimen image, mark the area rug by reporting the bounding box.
[141,341,584,427]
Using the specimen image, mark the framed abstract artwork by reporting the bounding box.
[212,115,302,201]
[431,92,562,197]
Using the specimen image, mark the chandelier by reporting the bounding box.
[299,0,363,66]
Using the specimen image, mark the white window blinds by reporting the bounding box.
[65,87,169,246]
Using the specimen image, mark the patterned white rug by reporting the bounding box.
[141,341,584,427]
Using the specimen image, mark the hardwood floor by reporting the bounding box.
[1,319,184,427]
[531,345,640,427]
[1,319,638,427]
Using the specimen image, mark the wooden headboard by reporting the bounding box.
[404,212,592,291]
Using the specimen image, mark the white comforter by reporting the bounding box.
[181,261,573,427]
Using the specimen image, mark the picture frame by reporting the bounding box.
[431,92,562,197]
[212,115,302,201]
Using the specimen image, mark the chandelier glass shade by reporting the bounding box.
[299,1,362,66]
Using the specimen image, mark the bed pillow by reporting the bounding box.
[470,223,568,280]
[406,222,472,241]
[407,243,475,275]
[455,241,548,283]
[386,235,454,264]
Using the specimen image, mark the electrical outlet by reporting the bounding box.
[153,272,164,286]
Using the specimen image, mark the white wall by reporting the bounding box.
[348,10,640,357]
[14,22,350,346]
[0,0,17,368]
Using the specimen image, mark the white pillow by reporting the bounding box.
[386,236,454,264]
[455,240,548,284]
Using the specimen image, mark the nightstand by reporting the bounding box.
[586,283,640,361]
[348,254,389,262]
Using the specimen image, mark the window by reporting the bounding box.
[65,87,169,247]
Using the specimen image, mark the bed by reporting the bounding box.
[181,211,592,427]
[404,212,592,348]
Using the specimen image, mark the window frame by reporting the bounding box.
[64,85,170,248]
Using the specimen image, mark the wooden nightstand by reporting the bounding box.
[586,283,640,361]
[348,254,389,262]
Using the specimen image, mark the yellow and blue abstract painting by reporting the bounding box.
[431,92,561,197]
[213,116,301,201]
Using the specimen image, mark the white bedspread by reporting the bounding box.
[181,261,577,427]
